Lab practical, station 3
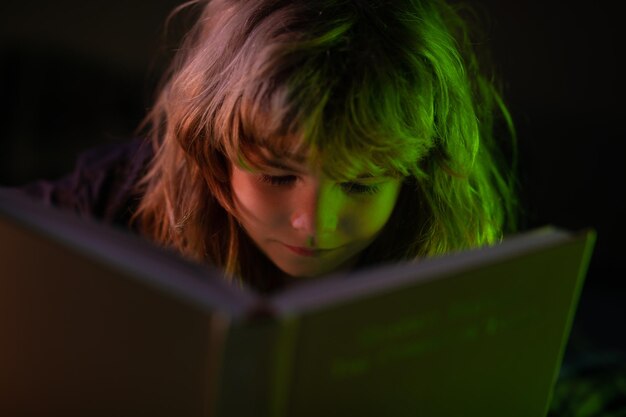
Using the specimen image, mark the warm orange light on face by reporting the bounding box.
[230,153,402,278]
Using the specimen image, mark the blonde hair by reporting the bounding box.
[133,0,518,291]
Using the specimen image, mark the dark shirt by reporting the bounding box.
[19,138,153,229]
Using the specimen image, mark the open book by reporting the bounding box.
[0,187,596,417]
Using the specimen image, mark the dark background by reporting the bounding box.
[1,0,624,357]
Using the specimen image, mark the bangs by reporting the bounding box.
[209,1,438,180]
[218,59,436,181]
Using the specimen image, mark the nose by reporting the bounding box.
[290,181,339,239]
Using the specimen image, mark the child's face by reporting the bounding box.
[230,148,402,278]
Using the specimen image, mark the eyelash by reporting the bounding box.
[259,174,297,186]
[258,174,381,195]
[341,182,381,195]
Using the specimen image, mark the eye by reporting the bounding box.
[340,182,381,195]
[259,174,297,186]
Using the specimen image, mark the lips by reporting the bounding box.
[282,243,336,257]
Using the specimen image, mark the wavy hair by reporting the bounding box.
[132,0,518,291]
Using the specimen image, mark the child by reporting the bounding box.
[22,0,518,292]
[16,3,626,414]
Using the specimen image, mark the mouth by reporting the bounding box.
[282,243,337,257]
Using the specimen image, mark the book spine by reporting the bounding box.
[268,316,299,417]
[211,315,299,417]
[203,312,231,417]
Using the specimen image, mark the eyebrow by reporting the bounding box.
[255,146,394,180]
[264,158,304,172]
[256,147,307,171]
[268,159,395,181]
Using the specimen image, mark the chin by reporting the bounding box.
[273,258,353,280]
[277,265,326,279]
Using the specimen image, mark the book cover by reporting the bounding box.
[0,188,596,416]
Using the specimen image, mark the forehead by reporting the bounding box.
[244,144,393,179]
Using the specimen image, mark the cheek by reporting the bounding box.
[231,171,287,228]
[347,186,401,237]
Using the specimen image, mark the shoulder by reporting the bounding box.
[19,138,153,227]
